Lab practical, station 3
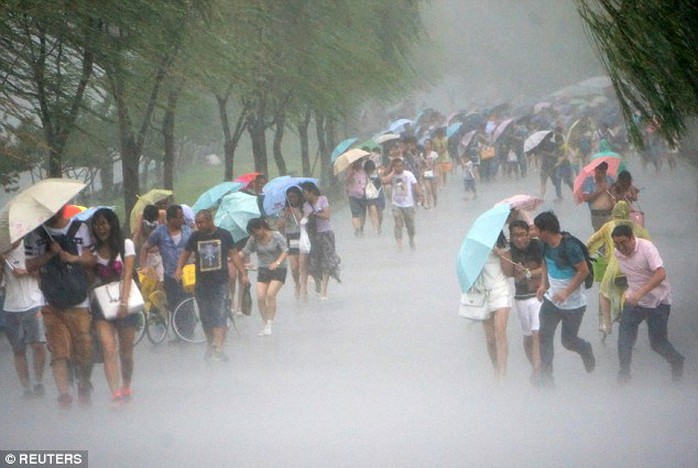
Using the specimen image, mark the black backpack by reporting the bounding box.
[557,231,595,289]
[38,220,90,309]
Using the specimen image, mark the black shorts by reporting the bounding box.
[257,267,287,284]
[348,196,367,217]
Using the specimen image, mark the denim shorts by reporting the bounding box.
[349,196,367,217]
[3,307,45,352]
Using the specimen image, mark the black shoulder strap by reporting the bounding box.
[66,220,82,239]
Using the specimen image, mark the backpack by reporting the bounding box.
[557,231,595,289]
[38,220,90,309]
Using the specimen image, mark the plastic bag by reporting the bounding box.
[299,218,312,254]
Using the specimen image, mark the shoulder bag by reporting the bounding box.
[93,279,144,320]
[458,288,489,320]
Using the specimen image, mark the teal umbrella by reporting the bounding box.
[214,191,261,242]
[331,137,359,162]
[456,203,511,292]
[191,181,244,212]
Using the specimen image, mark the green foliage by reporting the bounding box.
[575,0,698,147]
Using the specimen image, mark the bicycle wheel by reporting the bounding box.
[133,310,146,346]
[172,297,206,343]
[146,304,169,345]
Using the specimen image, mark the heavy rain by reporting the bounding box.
[1,1,696,467]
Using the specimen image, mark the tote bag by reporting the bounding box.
[93,279,144,320]
[458,288,489,320]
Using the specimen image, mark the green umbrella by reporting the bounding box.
[214,191,261,242]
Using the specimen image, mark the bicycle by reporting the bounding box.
[134,268,170,346]
[171,264,239,343]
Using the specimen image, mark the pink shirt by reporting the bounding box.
[614,238,672,307]
[345,167,368,198]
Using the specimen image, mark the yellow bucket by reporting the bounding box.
[182,264,196,292]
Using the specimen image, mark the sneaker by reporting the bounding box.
[582,346,596,373]
[257,324,272,337]
[77,383,92,407]
[58,393,73,409]
[33,383,45,398]
[671,357,685,383]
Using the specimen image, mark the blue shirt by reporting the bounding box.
[146,224,192,278]
[582,175,615,206]
[543,236,587,309]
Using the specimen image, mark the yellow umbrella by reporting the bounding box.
[333,148,370,175]
[129,189,173,232]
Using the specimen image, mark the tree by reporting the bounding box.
[575,1,698,147]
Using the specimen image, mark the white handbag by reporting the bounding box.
[364,180,380,200]
[458,288,489,320]
[93,279,144,320]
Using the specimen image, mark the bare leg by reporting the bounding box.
[299,254,309,300]
[96,320,120,395]
[482,319,497,370]
[31,342,46,385]
[117,326,135,389]
[492,308,509,377]
[288,254,300,297]
[13,351,31,389]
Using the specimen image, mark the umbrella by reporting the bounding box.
[129,188,173,232]
[388,118,412,133]
[456,204,511,293]
[234,172,262,188]
[72,206,115,222]
[457,130,477,157]
[534,102,551,113]
[495,194,544,213]
[460,112,486,133]
[191,181,244,212]
[493,118,514,142]
[572,156,623,204]
[0,178,86,253]
[331,137,359,162]
[523,130,553,153]
[446,122,463,139]
[374,133,400,144]
[63,205,87,218]
[333,148,370,175]
[214,191,261,242]
[262,176,318,215]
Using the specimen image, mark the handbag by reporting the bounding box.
[93,279,144,320]
[458,288,489,320]
[364,180,380,200]
[299,218,312,254]
[480,145,495,160]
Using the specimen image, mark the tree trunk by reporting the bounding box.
[217,94,249,180]
[315,114,329,184]
[247,93,268,175]
[162,88,178,190]
[100,159,114,202]
[272,110,288,175]
[297,110,311,176]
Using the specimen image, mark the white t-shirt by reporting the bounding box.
[391,170,418,208]
[94,239,136,268]
[2,240,44,312]
[24,220,94,309]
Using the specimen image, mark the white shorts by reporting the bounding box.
[515,296,542,336]
[486,284,512,312]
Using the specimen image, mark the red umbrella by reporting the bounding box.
[234,172,262,188]
[573,157,622,204]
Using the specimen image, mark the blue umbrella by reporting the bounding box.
[191,181,244,212]
[262,176,318,216]
[446,122,463,138]
[72,206,115,222]
[214,191,261,242]
[388,118,413,133]
[331,137,359,162]
[456,203,511,292]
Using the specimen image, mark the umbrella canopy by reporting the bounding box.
[262,176,318,215]
[331,137,359,162]
[191,181,244,212]
[446,122,463,139]
[495,194,544,213]
[524,130,553,153]
[456,204,511,293]
[214,191,261,242]
[0,178,86,253]
[493,118,514,142]
[534,102,551,113]
[374,133,400,144]
[333,148,370,175]
[234,172,263,188]
[129,188,173,232]
[63,205,87,218]
[72,206,115,222]
[573,156,623,204]
[388,118,412,133]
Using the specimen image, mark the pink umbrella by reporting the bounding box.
[457,130,477,156]
[495,194,544,213]
[493,118,514,142]
[573,156,622,204]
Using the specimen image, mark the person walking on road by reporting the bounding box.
[611,224,685,384]
[534,211,596,386]
[381,158,425,249]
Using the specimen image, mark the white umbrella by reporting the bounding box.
[457,130,477,157]
[333,148,370,175]
[493,118,514,142]
[374,133,400,144]
[0,178,86,252]
[524,130,553,153]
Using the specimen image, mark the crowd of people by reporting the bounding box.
[0,94,688,409]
